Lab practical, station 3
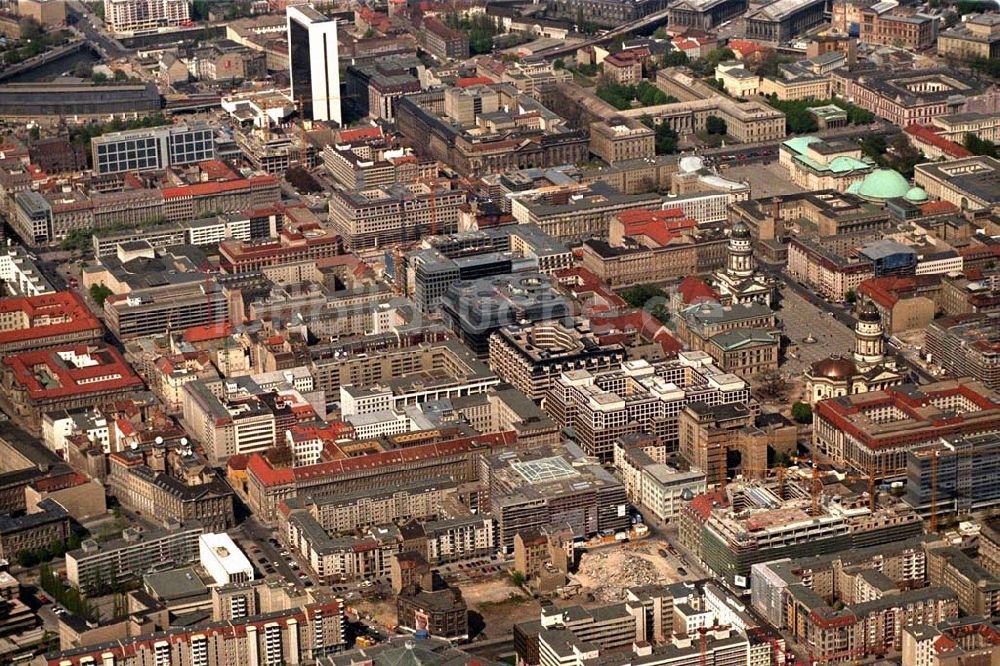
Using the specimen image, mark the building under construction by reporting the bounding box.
[698,477,924,586]
[904,431,1000,519]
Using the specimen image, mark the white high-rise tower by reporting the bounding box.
[287,5,341,125]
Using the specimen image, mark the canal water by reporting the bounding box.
[4,48,101,83]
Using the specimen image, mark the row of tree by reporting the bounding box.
[16,534,82,568]
[964,133,999,158]
[596,81,679,111]
[39,563,98,620]
[860,133,923,179]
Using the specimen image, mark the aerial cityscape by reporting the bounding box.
[0,0,997,663]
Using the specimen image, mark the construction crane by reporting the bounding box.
[810,464,822,516]
[928,447,979,532]
[930,448,939,533]
[746,626,789,666]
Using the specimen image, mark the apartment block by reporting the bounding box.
[0,498,70,560]
[699,478,923,585]
[860,5,937,50]
[938,13,1000,61]
[812,378,1000,477]
[615,445,707,523]
[241,428,509,523]
[103,0,190,33]
[104,282,229,341]
[107,448,235,533]
[0,345,145,434]
[288,477,458,535]
[66,520,204,594]
[43,595,344,666]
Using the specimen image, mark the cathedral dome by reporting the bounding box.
[855,169,910,202]
[809,355,858,380]
[731,221,751,239]
[857,299,881,323]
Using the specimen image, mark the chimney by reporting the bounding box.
[771,197,782,220]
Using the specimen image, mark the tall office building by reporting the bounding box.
[286,5,341,125]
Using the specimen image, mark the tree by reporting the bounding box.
[662,50,688,68]
[554,58,565,70]
[191,0,209,19]
[860,134,887,162]
[16,549,39,568]
[755,370,788,400]
[596,82,636,110]
[29,125,40,141]
[510,570,526,586]
[791,402,813,424]
[964,133,998,158]
[705,115,727,136]
[89,284,112,307]
[620,283,670,323]
[654,122,679,154]
[845,289,856,304]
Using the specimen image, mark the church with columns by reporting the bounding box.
[712,220,773,307]
[804,300,904,405]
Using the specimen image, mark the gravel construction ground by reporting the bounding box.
[571,540,688,603]
[462,576,542,639]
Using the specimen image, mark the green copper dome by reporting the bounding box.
[855,169,910,202]
[846,181,862,195]
[905,186,929,203]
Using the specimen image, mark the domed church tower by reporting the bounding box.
[854,300,885,370]
[727,221,754,278]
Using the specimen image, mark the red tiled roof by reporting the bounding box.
[605,49,647,66]
[553,267,628,310]
[672,37,703,51]
[183,323,233,343]
[197,159,238,181]
[456,76,494,88]
[161,175,276,200]
[727,39,767,58]
[904,124,972,159]
[919,200,959,216]
[227,453,250,472]
[337,126,383,143]
[247,431,515,487]
[0,291,102,347]
[858,275,940,310]
[678,276,721,305]
[3,345,144,400]
[32,471,88,492]
[615,208,695,247]
[687,490,728,522]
